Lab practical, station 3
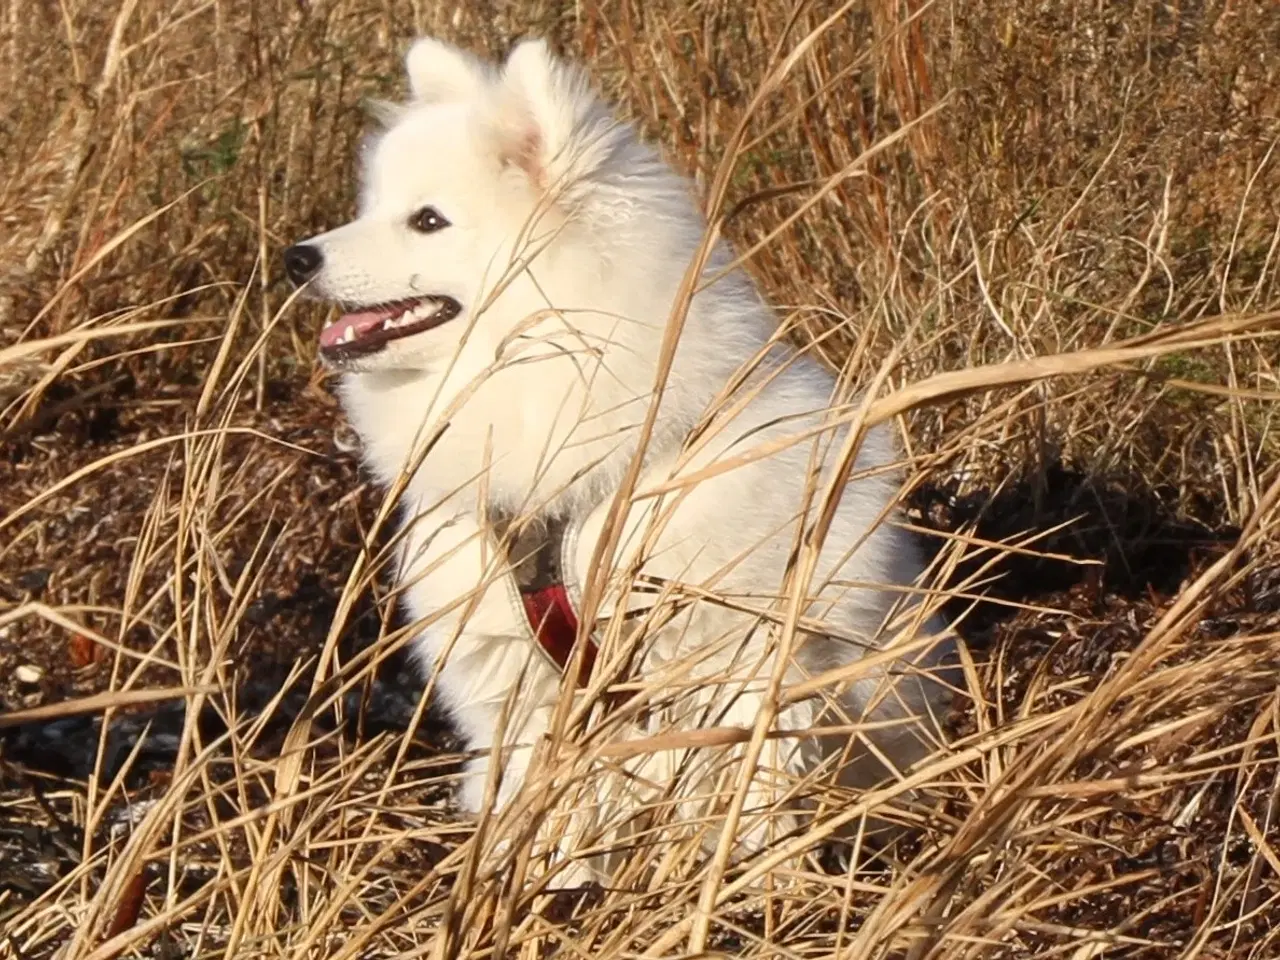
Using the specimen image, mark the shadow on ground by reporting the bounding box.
[910,460,1246,641]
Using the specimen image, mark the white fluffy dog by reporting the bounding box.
[285,36,954,881]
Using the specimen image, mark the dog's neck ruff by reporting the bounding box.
[492,512,598,685]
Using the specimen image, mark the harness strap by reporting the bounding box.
[494,512,599,687]
[520,582,597,685]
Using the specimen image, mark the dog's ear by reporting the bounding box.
[496,38,613,194]
[405,37,488,103]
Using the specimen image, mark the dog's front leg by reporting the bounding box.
[396,502,562,817]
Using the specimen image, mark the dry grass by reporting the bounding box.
[2,0,1280,957]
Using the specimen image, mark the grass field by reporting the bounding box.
[2,0,1280,957]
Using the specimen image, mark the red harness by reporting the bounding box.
[520,582,597,686]
[498,512,599,687]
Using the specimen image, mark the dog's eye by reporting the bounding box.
[408,206,450,233]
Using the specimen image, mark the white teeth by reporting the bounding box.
[384,302,435,330]
[338,300,440,346]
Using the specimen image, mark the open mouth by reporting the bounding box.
[318,296,462,360]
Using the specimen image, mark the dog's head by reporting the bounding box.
[284,37,643,373]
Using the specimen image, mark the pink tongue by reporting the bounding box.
[319,304,402,349]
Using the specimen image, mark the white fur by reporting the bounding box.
[292,37,955,883]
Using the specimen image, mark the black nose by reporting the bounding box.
[283,244,323,286]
